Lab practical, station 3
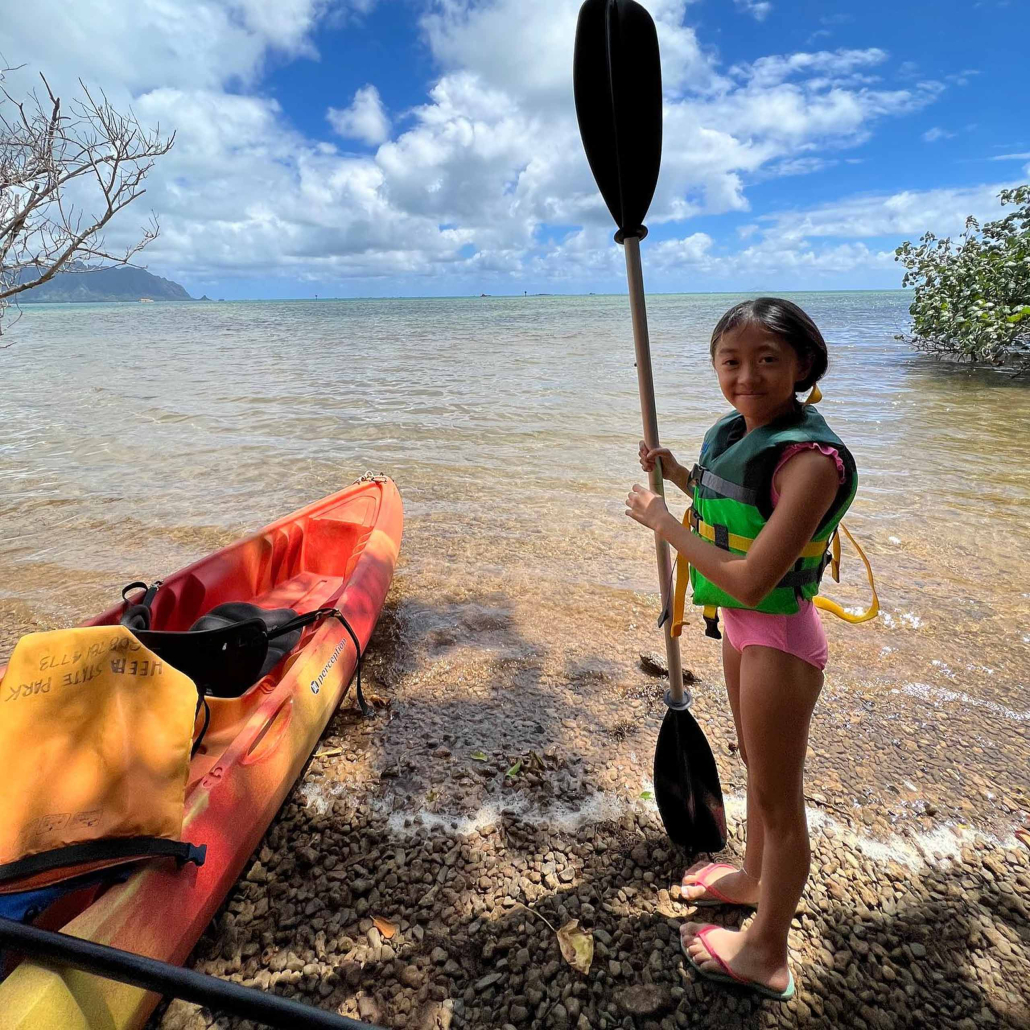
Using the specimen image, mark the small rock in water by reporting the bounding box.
[638,652,696,685]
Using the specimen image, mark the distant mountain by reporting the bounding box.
[15,262,194,303]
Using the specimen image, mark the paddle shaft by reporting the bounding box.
[0,916,382,1030]
[623,234,684,704]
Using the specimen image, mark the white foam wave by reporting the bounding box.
[383,789,639,838]
[899,682,1030,723]
[370,783,1005,873]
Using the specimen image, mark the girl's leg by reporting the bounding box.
[682,644,822,990]
[681,636,761,905]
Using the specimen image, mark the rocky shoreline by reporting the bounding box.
[147,585,1030,1030]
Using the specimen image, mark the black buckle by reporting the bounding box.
[703,610,722,640]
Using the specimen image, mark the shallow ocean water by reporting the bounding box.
[2,291,1028,832]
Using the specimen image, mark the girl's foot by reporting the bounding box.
[680,862,759,908]
[680,922,793,999]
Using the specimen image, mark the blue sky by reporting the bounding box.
[2,0,1027,297]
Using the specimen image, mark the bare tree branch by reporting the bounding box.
[0,61,174,337]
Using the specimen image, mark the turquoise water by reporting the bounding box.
[2,292,1029,731]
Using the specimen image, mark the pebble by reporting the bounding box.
[145,588,1030,1030]
[614,985,674,1016]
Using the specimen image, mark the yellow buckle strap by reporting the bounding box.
[689,509,827,560]
[813,522,879,624]
[671,509,691,638]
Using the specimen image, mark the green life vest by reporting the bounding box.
[685,403,857,626]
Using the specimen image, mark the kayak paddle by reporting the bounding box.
[0,915,384,1030]
[573,0,726,853]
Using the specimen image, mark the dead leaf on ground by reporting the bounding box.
[515,905,593,975]
[556,919,593,974]
[373,916,398,939]
[315,747,342,759]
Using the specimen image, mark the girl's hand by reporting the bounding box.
[638,441,680,476]
[625,484,670,531]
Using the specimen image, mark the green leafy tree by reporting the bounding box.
[895,184,1030,377]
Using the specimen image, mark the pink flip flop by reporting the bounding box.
[681,863,756,909]
[681,924,795,1002]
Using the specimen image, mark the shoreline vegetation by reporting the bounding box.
[895,185,1030,378]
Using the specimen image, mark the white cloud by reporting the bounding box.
[0,0,338,96]
[945,68,979,87]
[733,48,888,88]
[637,181,1025,286]
[327,85,391,145]
[651,232,715,267]
[735,0,772,21]
[991,152,1030,161]
[754,183,1021,242]
[0,0,987,292]
[922,127,955,142]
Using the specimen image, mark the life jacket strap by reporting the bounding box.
[670,548,690,638]
[689,507,827,560]
[778,554,831,589]
[702,606,722,640]
[813,523,879,624]
[0,837,206,894]
[688,463,759,505]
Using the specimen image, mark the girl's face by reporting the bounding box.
[712,323,808,424]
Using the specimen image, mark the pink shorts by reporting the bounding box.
[716,441,840,672]
[721,600,828,671]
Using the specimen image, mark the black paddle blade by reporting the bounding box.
[654,707,727,853]
[573,0,662,239]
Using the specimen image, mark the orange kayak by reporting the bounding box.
[0,476,402,1030]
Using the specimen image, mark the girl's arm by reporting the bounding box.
[663,459,691,495]
[627,450,840,608]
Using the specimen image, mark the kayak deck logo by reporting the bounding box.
[310,638,347,695]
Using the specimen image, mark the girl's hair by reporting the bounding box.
[710,297,828,393]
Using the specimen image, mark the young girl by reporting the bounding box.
[625,297,857,1002]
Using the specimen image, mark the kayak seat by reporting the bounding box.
[131,603,302,699]
[191,604,303,688]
